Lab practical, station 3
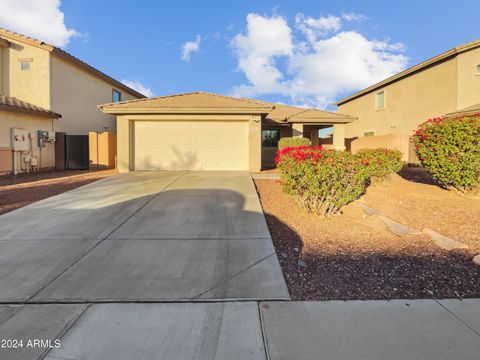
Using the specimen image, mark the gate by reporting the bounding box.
[65,135,89,170]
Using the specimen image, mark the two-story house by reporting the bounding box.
[0,28,145,174]
[336,40,480,161]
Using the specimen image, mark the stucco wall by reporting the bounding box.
[456,47,480,109]
[0,110,55,173]
[0,38,50,108]
[51,56,139,135]
[339,57,458,140]
[350,134,410,162]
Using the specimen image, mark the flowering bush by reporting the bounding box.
[414,114,480,192]
[275,146,371,217]
[278,137,311,150]
[356,148,403,180]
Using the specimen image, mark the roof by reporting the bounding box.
[0,95,62,118]
[0,28,146,99]
[99,92,274,114]
[100,92,355,123]
[336,39,480,106]
[446,103,480,117]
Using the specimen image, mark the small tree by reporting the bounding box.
[413,114,480,192]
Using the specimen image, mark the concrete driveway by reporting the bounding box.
[0,171,289,302]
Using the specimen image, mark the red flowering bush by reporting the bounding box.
[278,137,311,150]
[414,113,480,192]
[275,146,371,217]
[356,148,403,181]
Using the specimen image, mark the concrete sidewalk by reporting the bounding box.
[1,299,479,359]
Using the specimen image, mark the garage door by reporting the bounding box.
[134,121,249,170]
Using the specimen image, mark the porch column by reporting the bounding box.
[333,124,346,151]
[292,123,304,137]
[311,128,319,146]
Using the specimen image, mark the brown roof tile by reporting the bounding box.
[0,95,62,118]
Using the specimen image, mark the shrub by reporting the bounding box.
[275,146,371,217]
[356,148,403,180]
[413,114,480,192]
[278,137,311,150]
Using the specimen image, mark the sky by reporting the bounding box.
[0,0,478,109]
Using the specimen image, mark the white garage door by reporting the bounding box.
[134,121,249,170]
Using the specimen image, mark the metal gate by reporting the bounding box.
[65,135,89,170]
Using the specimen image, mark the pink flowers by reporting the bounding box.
[276,145,324,164]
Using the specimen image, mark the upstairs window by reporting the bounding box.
[364,131,375,137]
[19,58,32,71]
[112,89,122,103]
[476,64,480,74]
[375,90,385,110]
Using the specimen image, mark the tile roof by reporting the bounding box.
[0,28,146,99]
[0,95,62,118]
[336,39,480,106]
[100,92,355,123]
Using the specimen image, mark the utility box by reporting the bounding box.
[38,130,48,147]
[11,128,29,151]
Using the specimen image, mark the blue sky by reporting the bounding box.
[1,0,478,108]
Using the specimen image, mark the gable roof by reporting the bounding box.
[99,92,274,114]
[99,92,355,123]
[336,39,480,106]
[0,95,61,118]
[0,28,146,99]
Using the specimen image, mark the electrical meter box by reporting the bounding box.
[38,130,48,147]
[11,128,29,151]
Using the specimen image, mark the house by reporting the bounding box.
[99,92,355,172]
[336,39,480,161]
[0,28,145,174]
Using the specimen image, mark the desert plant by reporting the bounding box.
[356,148,403,180]
[413,114,480,192]
[278,137,311,150]
[275,146,370,217]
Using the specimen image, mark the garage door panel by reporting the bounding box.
[134,121,248,171]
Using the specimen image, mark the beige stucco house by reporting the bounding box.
[99,92,355,172]
[336,39,480,161]
[0,28,144,174]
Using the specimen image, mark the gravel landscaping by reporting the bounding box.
[0,170,115,215]
[255,174,480,300]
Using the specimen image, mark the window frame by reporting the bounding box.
[375,90,386,111]
[261,129,280,148]
[363,131,375,137]
[112,89,122,103]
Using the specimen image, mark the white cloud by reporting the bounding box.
[231,12,408,108]
[121,80,154,97]
[0,0,79,47]
[181,35,201,62]
[231,13,293,97]
[341,12,368,22]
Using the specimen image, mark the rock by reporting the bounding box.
[294,247,299,252]
[473,254,480,266]
[422,228,469,250]
[297,259,307,268]
[281,252,287,259]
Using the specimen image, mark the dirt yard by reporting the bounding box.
[0,170,116,215]
[255,172,480,301]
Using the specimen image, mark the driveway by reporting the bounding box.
[0,171,289,302]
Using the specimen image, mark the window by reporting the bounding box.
[20,61,31,71]
[112,89,122,103]
[375,90,385,110]
[262,129,280,147]
[364,131,375,137]
[476,64,480,74]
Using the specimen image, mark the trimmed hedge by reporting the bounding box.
[276,146,370,216]
[414,114,480,192]
[356,148,403,181]
[275,146,403,216]
[278,137,311,150]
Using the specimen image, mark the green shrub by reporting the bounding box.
[275,146,370,217]
[414,114,480,192]
[278,137,311,150]
[356,148,403,180]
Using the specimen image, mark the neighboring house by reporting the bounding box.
[0,28,145,174]
[336,39,480,161]
[99,92,355,172]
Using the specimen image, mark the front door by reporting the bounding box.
[261,129,280,169]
